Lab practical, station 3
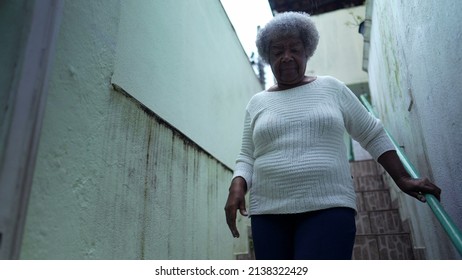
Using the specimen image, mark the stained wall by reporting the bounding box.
[367,0,462,259]
[20,0,259,259]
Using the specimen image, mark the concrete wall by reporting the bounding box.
[112,0,262,168]
[20,0,259,259]
[309,6,368,86]
[367,0,462,259]
[0,0,32,259]
[0,0,30,171]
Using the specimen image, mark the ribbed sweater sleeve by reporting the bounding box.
[338,84,395,160]
[233,110,254,187]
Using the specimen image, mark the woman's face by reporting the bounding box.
[268,36,308,88]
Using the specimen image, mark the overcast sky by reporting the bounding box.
[220,0,274,88]
[220,0,274,57]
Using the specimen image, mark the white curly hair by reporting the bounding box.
[256,11,319,64]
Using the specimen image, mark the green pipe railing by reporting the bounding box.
[360,94,462,256]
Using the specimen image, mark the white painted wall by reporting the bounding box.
[367,0,462,259]
[20,0,258,259]
[112,0,262,169]
[308,6,368,85]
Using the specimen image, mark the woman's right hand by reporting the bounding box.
[224,177,248,238]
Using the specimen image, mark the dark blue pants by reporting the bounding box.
[251,207,356,260]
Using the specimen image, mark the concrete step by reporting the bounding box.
[351,160,415,259]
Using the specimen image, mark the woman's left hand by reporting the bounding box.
[378,150,442,202]
[395,177,442,202]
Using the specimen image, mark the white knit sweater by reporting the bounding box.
[233,76,395,215]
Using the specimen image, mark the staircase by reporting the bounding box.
[351,159,416,259]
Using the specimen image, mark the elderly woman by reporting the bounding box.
[224,12,441,260]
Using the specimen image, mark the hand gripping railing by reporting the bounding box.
[360,94,462,256]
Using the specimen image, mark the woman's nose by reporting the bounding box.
[281,50,293,62]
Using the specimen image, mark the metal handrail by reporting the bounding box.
[360,94,462,256]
